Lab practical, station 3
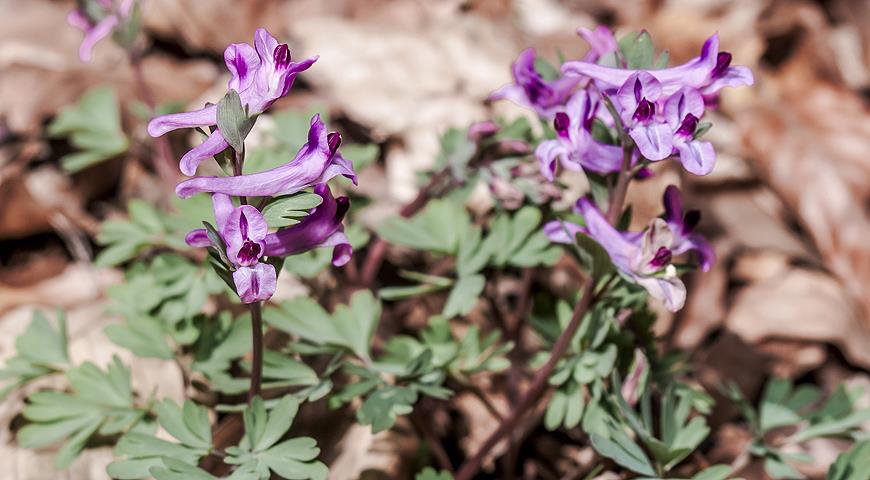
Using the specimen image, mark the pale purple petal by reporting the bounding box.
[575,198,636,272]
[535,139,568,181]
[544,220,584,244]
[582,141,625,173]
[253,28,279,62]
[311,152,357,186]
[630,123,673,161]
[578,26,618,63]
[635,275,686,312]
[702,65,755,95]
[671,233,715,272]
[148,105,218,137]
[222,205,268,266]
[185,229,211,248]
[224,43,261,92]
[323,231,352,267]
[212,193,234,230]
[77,15,118,62]
[562,60,633,88]
[67,10,91,31]
[676,140,715,175]
[616,72,663,115]
[233,263,277,304]
[176,115,355,198]
[179,130,230,176]
[119,0,136,17]
[664,87,705,129]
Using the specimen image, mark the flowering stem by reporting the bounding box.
[454,281,596,480]
[129,53,177,184]
[454,145,635,480]
[248,301,263,403]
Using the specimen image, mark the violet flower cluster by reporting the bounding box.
[147,29,355,304]
[492,28,751,311]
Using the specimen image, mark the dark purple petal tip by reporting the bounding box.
[327,132,342,158]
[676,113,699,137]
[553,112,570,137]
[632,98,656,123]
[273,43,291,69]
[712,52,732,79]
[649,246,672,269]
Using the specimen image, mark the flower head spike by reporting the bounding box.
[544,198,686,312]
[176,114,356,199]
[662,185,714,271]
[562,32,754,99]
[263,184,353,266]
[148,28,318,175]
[67,0,136,62]
[490,49,580,118]
[184,193,276,304]
[535,90,624,179]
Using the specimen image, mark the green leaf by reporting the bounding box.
[216,89,255,152]
[104,316,175,359]
[789,408,870,444]
[827,441,870,480]
[442,274,485,318]
[691,465,733,480]
[377,199,471,254]
[765,454,806,479]
[15,309,69,367]
[48,86,129,172]
[591,432,656,476]
[416,467,454,480]
[266,291,381,361]
[262,193,323,228]
[618,31,655,69]
[256,396,300,451]
[574,233,615,277]
[357,385,417,433]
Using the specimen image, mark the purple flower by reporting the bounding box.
[562,33,753,98]
[663,87,715,175]
[577,26,618,63]
[176,114,356,199]
[490,48,580,118]
[262,184,352,266]
[615,72,673,161]
[544,198,687,312]
[67,0,135,62]
[535,90,624,179]
[186,185,352,270]
[148,28,318,175]
[186,193,276,304]
[662,185,714,272]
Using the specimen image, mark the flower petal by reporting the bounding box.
[676,140,715,175]
[185,229,211,248]
[179,130,230,176]
[635,275,686,312]
[535,139,568,181]
[629,123,673,161]
[67,10,91,31]
[222,205,268,265]
[77,15,118,62]
[224,42,261,92]
[664,87,705,129]
[575,198,636,272]
[232,263,277,304]
[211,193,234,230]
[175,115,355,198]
[543,220,584,244]
[703,65,755,95]
[662,185,684,224]
[148,105,218,137]
[253,28,279,62]
[616,72,662,115]
[577,26,618,63]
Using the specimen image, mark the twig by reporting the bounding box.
[358,168,452,285]
[248,302,263,403]
[453,281,596,480]
[411,409,454,474]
